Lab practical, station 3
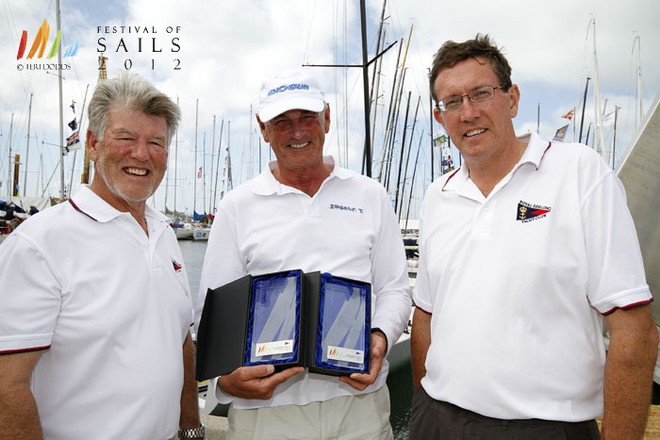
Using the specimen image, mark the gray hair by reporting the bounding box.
[87,72,180,145]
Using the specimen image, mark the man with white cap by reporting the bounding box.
[196,69,411,439]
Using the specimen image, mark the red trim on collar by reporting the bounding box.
[68,198,99,222]
[441,168,462,191]
[536,142,553,170]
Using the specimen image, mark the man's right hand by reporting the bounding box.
[218,364,305,400]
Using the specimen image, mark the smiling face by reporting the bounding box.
[258,106,331,179]
[433,57,520,168]
[88,108,169,213]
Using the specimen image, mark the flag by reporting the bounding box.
[602,111,615,127]
[552,124,569,142]
[434,135,447,146]
[70,100,76,113]
[561,109,574,120]
[64,131,82,153]
[68,118,77,130]
[66,131,80,147]
[197,166,202,178]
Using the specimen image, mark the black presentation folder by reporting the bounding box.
[195,270,371,381]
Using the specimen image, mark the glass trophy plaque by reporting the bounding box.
[195,270,371,381]
[312,273,371,375]
[245,270,302,367]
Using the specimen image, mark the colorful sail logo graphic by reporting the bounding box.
[16,19,79,60]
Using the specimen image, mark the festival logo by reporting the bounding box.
[96,24,182,72]
[16,19,78,71]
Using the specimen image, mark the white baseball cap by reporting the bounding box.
[257,69,326,123]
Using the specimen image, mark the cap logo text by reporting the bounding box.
[268,83,310,96]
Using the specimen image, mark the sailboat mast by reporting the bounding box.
[193,99,199,217]
[589,19,606,158]
[203,132,207,214]
[612,106,619,169]
[633,34,644,128]
[56,0,65,199]
[7,114,14,197]
[359,0,372,177]
[376,39,403,186]
[369,0,387,157]
[578,77,590,144]
[393,91,411,215]
[173,97,179,218]
[227,121,233,191]
[398,95,421,218]
[212,119,224,213]
[209,116,216,214]
[22,94,33,196]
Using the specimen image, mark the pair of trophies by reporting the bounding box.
[196,270,371,380]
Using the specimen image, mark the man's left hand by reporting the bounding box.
[338,332,386,391]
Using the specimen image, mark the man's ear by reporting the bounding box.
[256,115,270,143]
[433,106,444,128]
[86,130,99,162]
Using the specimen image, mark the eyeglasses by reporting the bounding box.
[436,86,505,112]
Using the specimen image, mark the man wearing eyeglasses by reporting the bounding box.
[196,69,411,439]
[410,34,657,439]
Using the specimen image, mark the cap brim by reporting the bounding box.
[257,97,325,123]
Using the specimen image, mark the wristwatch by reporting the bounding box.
[178,424,205,439]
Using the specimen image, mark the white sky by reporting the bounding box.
[1,0,659,217]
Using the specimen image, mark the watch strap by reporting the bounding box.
[178,424,205,439]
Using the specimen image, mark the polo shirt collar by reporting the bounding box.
[69,185,170,226]
[515,132,552,171]
[442,132,552,194]
[251,155,354,196]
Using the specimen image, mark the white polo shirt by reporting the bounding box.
[196,156,411,410]
[414,132,651,421]
[0,186,193,440]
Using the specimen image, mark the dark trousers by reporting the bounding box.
[409,387,600,440]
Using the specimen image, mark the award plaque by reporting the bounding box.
[195,270,371,381]
[307,272,371,375]
[195,270,305,381]
[245,271,302,367]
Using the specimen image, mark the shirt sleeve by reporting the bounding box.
[0,232,61,354]
[581,162,652,314]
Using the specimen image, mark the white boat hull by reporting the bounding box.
[193,228,211,241]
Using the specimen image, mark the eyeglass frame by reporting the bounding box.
[435,85,506,112]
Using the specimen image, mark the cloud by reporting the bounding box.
[1,0,658,214]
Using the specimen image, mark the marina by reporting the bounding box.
[0,2,658,437]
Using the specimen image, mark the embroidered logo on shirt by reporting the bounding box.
[172,259,183,272]
[329,203,363,214]
[516,200,551,223]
